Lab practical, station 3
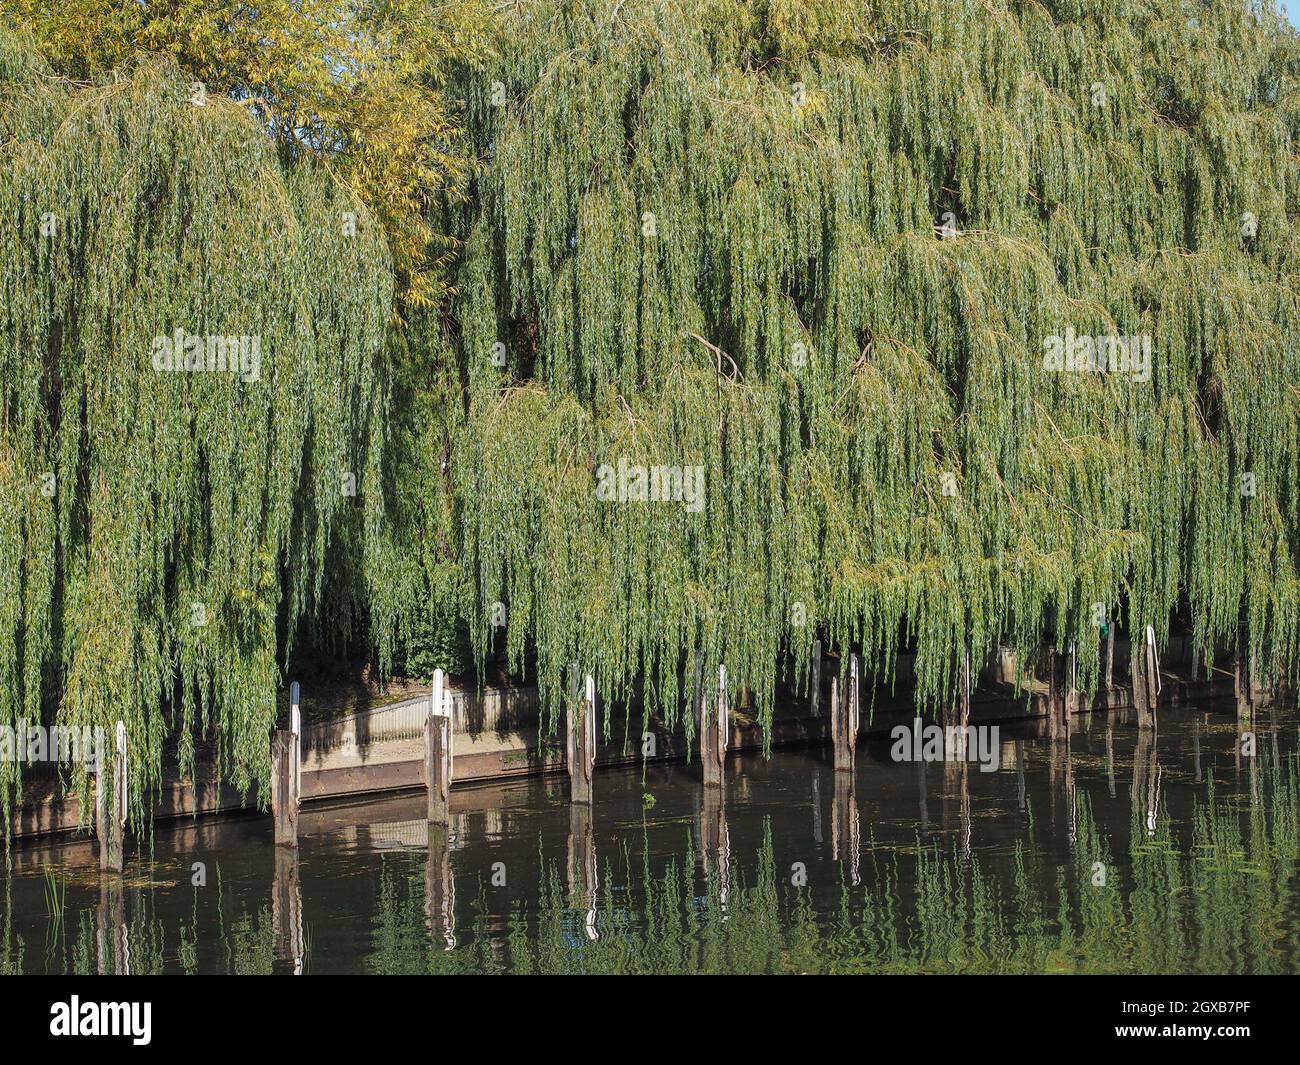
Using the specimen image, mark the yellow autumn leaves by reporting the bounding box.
[3,0,495,308]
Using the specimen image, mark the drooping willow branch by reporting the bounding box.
[0,37,393,826]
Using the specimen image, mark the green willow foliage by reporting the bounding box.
[440,0,1300,737]
[4,0,1300,827]
[0,30,392,824]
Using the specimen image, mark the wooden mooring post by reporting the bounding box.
[1132,626,1160,729]
[95,721,128,873]
[1103,623,1115,692]
[271,681,301,846]
[567,671,596,804]
[700,665,728,787]
[425,668,453,824]
[832,653,860,772]
[942,650,973,758]
[1045,644,1076,743]
[1045,645,1070,745]
[829,673,838,752]
[1064,640,1079,717]
[1234,636,1265,725]
[810,639,822,717]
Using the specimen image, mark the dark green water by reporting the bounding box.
[3,703,1299,974]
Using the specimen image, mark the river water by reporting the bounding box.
[3,701,1298,974]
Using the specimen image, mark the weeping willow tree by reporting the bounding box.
[432,0,1300,740]
[5,0,1300,829]
[0,27,393,825]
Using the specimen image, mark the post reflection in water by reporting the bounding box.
[3,702,1300,974]
[566,802,597,941]
[425,824,455,952]
[696,783,731,910]
[96,877,128,976]
[1132,716,1160,839]
[831,771,860,885]
[272,845,304,973]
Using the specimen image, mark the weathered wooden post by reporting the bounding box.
[1132,625,1159,729]
[1234,644,1251,723]
[811,769,823,844]
[1103,623,1115,693]
[1045,654,1076,838]
[425,668,452,824]
[810,639,822,717]
[567,671,596,803]
[1064,640,1079,717]
[95,721,127,873]
[1234,634,1264,724]
[271,682,300,846]
[942,650,972,759]
[997,644,1018,685]
[292,682,301,793]
[829,673,838,738]
[1106,716,1118,796]
[1045,645,1068,744]
[1043,642,1074,742]
[700,665,728,787]
[832,654,860,771]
